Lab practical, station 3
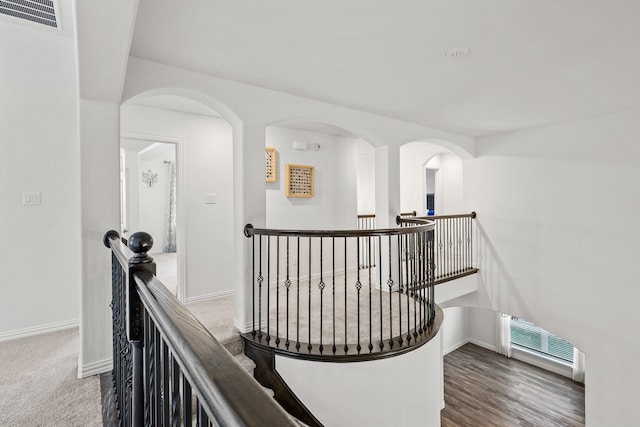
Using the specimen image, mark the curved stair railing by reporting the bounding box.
[242,216,441,362]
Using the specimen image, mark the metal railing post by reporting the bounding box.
[127,232,156,427]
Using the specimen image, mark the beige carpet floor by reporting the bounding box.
[0,328,102,426]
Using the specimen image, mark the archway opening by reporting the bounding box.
[120,93,234,305]
[400,141,465,217]
[264,120,375,230]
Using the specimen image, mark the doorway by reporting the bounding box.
[120,135,184,301]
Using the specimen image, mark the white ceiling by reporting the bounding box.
[12,1,640,137]
[127,0,640,137]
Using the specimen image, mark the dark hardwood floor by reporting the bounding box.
[441,344,585,427]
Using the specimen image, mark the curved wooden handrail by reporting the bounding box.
[245,217,434,239]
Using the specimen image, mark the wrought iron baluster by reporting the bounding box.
[387,236,394,349]
[258,235,263,340]
[154,328,162,425]
[285,237,291,349]
[308,237,312,352]
[356,236,362,353]
[319,237,325,354]
[183,377,192,427]
[332,237,336,354]
[368,235,373,352]
[296,237,300,351]
[266,236,271,344]
[412,232,417,340]
[170,354,180,427]
[405,233,411,344]
[252,235,256,336]
[378,235,384,350]
[276,237,280,346]
[397,234,403,347]
[144,311,151,426]
[162,340,170,425]
[344,237,348,354]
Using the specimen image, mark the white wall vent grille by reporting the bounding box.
[0,0,57,28]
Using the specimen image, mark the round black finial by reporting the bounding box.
[244,224,254,238]
[395,215,402,225]
[471,211,477,219]
[103,230,120,248]
[128,232,154,264]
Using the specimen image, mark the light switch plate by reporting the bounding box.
[22,192,41,206]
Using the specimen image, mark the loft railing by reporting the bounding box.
[356,211,415,270]
[242,217,441,362]
[103,230,296,427]
[404,212,478,283]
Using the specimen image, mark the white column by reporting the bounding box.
[374,145,401,228]
[233,122,267,332]
[374,144,401,290]
[78,99,121,377]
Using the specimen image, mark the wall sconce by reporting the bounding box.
[142,169,158,187]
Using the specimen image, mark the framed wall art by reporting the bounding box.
[265,147,277,183]
[285,164,314,198]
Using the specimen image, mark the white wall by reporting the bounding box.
[468,307,497,351]
[437,153,464,214]
[0,24,81,339]
[464,108,640,426]
[400,143,464,216]
[122,147,140,234]
[441,307,469,355]
[276,330,443,427]
[121,104,234,300]
[266,126,358,230]
[356,139,376,214]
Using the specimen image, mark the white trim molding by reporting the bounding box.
[78,358,113,379]
[468,338,497,352]
[0,318,78,343]
[186,289,234,304]
[443,338,470,356]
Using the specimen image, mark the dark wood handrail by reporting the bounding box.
[416,211,477,220]
[104,230,296,427]
[133,271,296,427]
[357,211,416,219]
[244,218,434,238]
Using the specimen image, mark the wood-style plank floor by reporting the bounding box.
[441,344,585,427]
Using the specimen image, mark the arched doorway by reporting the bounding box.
[120,93,235,304]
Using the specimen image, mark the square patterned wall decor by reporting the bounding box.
[265,147,277,182]
[286,164,314,198]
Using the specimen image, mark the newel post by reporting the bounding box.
[127,232,156,427]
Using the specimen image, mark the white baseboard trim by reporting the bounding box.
[78,358,113,379]
[186,290,234,304]
[0,318,79,343]
[511,346,573,379]
[443,338,470,356]
[468,338,496,352]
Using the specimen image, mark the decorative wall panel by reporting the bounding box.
[265,147,276,182]
[285,164,314,198]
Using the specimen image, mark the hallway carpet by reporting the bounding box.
[0,328,102,426]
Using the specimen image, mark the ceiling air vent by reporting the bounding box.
[0,0,58,29]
